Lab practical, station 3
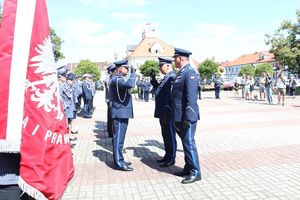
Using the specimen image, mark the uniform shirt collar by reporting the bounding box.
[178,63,189,74]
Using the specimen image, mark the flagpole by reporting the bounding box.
[6,0,37,142]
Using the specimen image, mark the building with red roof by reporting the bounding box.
[223,51,280,78]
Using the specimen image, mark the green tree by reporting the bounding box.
[255,63,274,77]
[198,59,218,79]
[139,60,160,77]
[238,65,255,76]
[265,10,300,73]
[50,27,65,62]
[74,59,100,81]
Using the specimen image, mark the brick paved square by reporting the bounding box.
[61,91,300,200]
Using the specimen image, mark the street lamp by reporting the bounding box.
[114,52,118,61]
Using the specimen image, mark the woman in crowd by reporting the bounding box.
[275,71,287,106]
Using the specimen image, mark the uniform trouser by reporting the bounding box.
[76,94,82,109]
[140,89,144,100]
[106,103,113,137]
[112,118,129,168]
[144,91,149,101]
[241,86,245,98]
[198,87,202,99]
[0,185,33,200]
[175,121,200,176]
[139,89,143,99]
[151,90,155,98]
[159,117,177,162]
[265,86,273,104]
[83,99,92,117]
[0,185,21,200]
[290,88,296,96]
[89,97,94,112]
[215,87,221,98]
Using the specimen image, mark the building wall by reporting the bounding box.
[225,61,279,78]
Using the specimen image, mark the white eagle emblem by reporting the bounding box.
[25,36,64,121]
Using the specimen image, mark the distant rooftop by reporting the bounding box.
[224,51,275,67]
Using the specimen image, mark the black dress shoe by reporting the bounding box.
[181,175,201,184]
[159,160,175,167]
[174,170,189,177]
[156,158,166,163]
[116,165,133,171]
[124,162,132,166]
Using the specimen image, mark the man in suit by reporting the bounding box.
[109,59,137,171]
[171,48,201,184]
[150,57,177,167]
[82,74,93,118]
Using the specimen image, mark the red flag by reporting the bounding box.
[0,0,20,152]
[0,0,74,199]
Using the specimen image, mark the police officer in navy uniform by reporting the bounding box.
[212,73,223,99]
[82,74,93,118]
[142,79,151,102]
[66,72,79,135]
[89,76,96,112]
[197,74,202,100]
[104,64,117,137]
[136,76,142,100]
[74,75,83,111]
[109,59,137,171]
[57,66,77,141]
[171,48,201,184]
[150,57,177,167]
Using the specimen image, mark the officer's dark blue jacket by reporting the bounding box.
[59,82,76,119]
[109,72,137,119]
[73,80,82,97]
[82,80,93,100]
[171,64,200,122]
[151,71,176,118]
[142,81,152,92]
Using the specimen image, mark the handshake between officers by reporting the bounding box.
[150,48,202,184]
[108,48,201,184]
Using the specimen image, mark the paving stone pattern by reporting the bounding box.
[62,91,300,200]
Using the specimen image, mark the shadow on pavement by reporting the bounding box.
[139,139,164,150]
[125,140,182,175]
[140,139,183,153]
[76,106,96,118]
[94,121,111,139]
[92,149,115,169]
[92,120,114,168]
[93,121,113,152]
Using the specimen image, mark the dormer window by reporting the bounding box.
[258,53,265,60]
[149,42,163,54]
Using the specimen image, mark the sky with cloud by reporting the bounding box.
[46,0,300,63]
